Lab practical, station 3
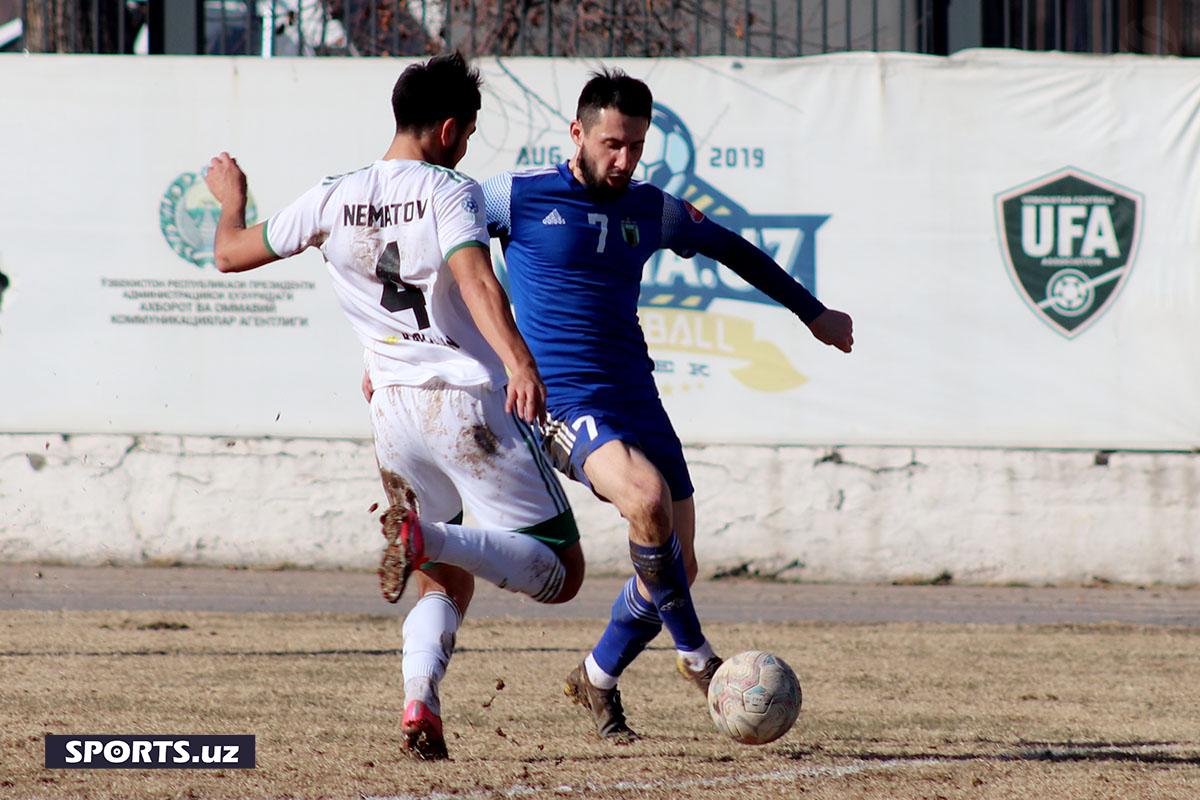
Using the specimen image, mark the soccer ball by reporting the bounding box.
[707,650,802,745]
[636,103,695,196]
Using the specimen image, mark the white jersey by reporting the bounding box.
[264,160,506,389]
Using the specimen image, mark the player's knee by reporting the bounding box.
[541,546,585,605]
[544,569,583,604]
[684,555,700,585]
[622,485,671,542]
[628,496,676,542]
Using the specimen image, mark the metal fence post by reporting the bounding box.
[744,0,751,56]
[1158,0,1165,54]
[822,0,828,51]
[720,0,727,54]
[771,0,777,56]
[845,0,851,50]
[872,0,878,50]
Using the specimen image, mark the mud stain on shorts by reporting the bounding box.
[455,423,501,480]
[471,424,500,457]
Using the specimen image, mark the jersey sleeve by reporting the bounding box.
[660,191,827,323]
[481,172,514,238]
[263,179,337,259]
[433,176,489,260]
[660,192,705,258]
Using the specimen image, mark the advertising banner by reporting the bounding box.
[0,51,1196,447]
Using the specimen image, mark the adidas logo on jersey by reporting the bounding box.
[542,209,567,226]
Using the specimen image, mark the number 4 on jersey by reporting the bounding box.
[375,241,430,330]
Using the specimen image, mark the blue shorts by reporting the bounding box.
[539,399,694,502]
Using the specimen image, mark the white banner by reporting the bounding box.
[0,51,1197,447]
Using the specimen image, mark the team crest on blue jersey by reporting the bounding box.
[160,170,257,269]
[621,218,640,247]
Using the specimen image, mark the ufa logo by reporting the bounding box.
[996,167,1142,338]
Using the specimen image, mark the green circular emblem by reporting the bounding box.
[160,171,257,268]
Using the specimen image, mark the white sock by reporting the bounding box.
[425,522,565,602]
[584,653,619,690]
[677,639,716,671]
[402,592,461,717]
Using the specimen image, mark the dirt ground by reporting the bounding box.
[2,609,1198,799]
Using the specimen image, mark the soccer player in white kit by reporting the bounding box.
[202,53,584,760]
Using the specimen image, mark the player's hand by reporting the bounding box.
[204,152,248,208]
[807,309,854,353]
[506,365,546,424]
[362,371,374,403]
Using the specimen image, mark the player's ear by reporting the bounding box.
[569,119,585,147]
[438,117,458,149]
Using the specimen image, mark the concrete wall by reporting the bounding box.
[2,434,1196,585]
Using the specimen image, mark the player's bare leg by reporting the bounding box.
[549,541,585,604]
[584,440,673,548]
[400,564,474,761]
[562,442,718,740]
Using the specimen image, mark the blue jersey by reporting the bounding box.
[482,163,703,410]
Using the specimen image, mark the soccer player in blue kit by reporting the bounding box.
[481,70,854,741]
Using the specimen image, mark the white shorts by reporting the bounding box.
[371,381,573,538]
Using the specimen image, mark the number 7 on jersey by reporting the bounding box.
[587,213,608,254]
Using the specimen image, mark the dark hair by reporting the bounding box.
[391,52,482,133]
[576,68,652,127]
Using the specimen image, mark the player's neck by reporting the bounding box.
[567,155,587,186]
[381,133,446,167]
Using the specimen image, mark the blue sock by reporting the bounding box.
[590,577,662,678]
[629,534,706,651]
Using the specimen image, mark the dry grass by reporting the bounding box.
[1,611,1198,799]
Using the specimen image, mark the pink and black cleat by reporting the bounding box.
[401,700,449,761]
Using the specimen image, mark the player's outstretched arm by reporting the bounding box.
[205,152,279,274]
[446,244,546,423]
[681,213,854,353]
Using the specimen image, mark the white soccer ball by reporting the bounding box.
[707,650,802,745]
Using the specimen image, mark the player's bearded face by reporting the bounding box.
[577,149,626,199]
[575,109,649,200]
